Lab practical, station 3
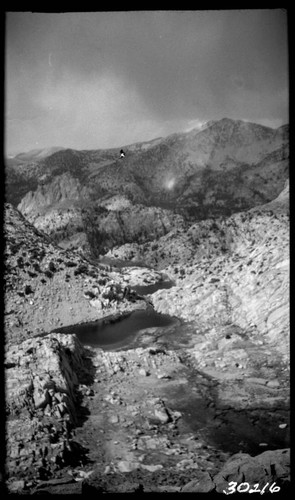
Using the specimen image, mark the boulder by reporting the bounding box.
[213,449,290,493]
[182,471,215,492]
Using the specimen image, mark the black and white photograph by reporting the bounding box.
[3,9,289,494]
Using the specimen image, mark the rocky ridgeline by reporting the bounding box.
[4,203,150,347]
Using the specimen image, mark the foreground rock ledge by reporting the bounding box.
[5,334,88,481]
[5,333,290,494]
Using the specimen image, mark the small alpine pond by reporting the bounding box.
[51,308,179,350]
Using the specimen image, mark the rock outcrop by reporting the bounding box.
[181,448,290,493]
[17,173,185,257]
[108,182,289,356]
[5,334,89,482]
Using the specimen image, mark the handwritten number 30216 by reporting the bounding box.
[223,481,281,494]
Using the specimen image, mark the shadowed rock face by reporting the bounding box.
[5,118,288,257]
[17,174,185,257]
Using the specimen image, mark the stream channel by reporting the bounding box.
[50,279,289,458]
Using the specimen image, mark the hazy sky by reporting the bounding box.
[5,9,288,156]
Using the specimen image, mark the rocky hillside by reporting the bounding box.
[94,118,288,213]
[16,172,185,257]
[4,203,154,347]
[5,118,288,258]
[107,180,289,353]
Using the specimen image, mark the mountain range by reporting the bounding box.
[5,118,289,259]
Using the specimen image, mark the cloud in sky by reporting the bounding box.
[5,9,289,155]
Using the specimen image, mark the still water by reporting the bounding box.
[52,309,178,350]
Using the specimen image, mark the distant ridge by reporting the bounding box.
[13,146,66,162]
[7,118,288,158]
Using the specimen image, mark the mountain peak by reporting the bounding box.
[204,117,271,131]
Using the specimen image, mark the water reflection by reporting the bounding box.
[52,309,178,350]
